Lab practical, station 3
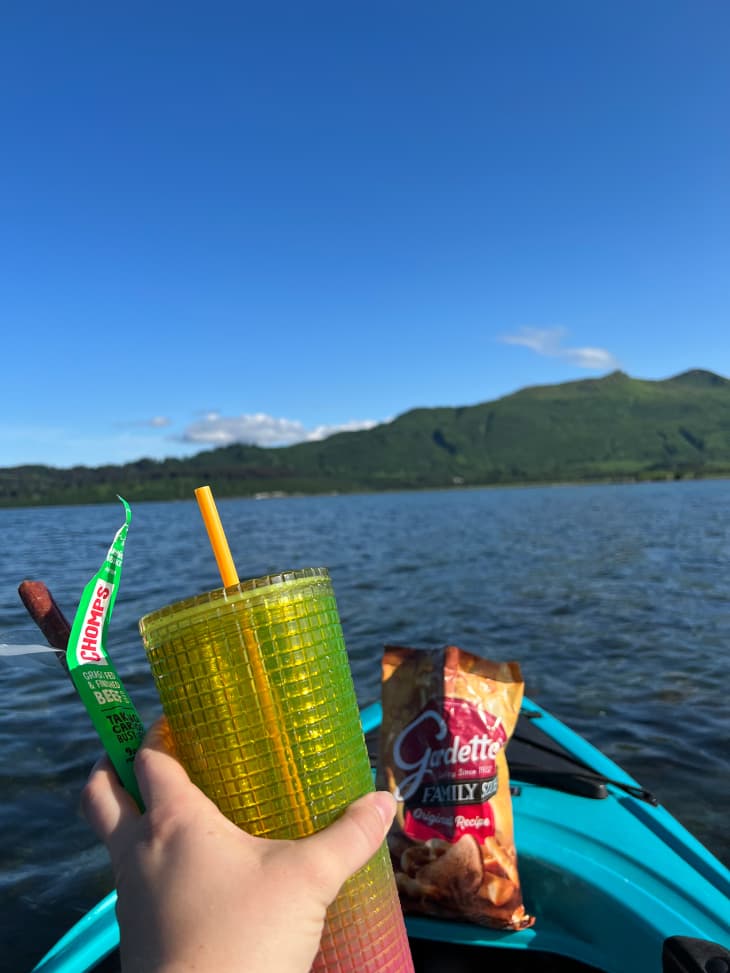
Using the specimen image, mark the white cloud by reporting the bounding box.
[561,346,620,369]
[180,413,380,448]
[116,416,172,429]
[306,419,380,441]
[499,327,620,371]
[501,327,566,356]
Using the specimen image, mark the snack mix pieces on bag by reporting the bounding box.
[377,645,535,931]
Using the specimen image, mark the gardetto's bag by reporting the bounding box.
[377,645,534,930]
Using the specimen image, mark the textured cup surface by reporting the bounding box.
[139,568,413,972]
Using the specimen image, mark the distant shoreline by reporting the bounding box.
[3,469,729,511]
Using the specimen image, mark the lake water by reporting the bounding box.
[2,481,729,969]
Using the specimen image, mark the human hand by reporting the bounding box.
[82,718,397,973]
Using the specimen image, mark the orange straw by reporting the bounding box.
[193,484,312,830]
[194,486,240,587]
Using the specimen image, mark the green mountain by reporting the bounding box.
[4,369,730,507]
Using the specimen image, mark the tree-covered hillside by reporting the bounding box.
[4,369,730,507]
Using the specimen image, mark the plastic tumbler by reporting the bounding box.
[139,567,413,973]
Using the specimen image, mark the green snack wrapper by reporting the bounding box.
[66,497,145,808]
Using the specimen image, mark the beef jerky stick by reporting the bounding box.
[18,579,71,673]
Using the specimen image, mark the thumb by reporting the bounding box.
[297,791,397,901]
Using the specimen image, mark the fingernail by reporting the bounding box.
[372,790,397,834]
[87,754,111,781]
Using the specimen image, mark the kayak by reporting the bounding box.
[31,696,730,973]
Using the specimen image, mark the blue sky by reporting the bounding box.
[1,2,728,469]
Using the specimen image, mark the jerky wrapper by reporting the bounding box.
[377,645,534,930]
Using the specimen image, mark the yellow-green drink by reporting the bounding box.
[139,567,412,972]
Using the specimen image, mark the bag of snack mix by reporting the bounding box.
[377,645,534,930]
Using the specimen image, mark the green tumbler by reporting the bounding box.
[139,567,413,972]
